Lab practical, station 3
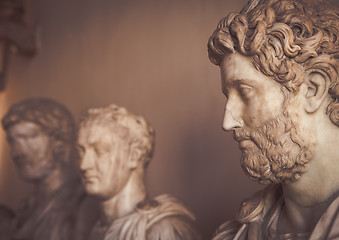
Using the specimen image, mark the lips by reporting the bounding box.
[233,134,250,143]
[81,172,98,182]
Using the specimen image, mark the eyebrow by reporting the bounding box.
[224,78,255,88]
[230,78,255,86]
[86,141,112,152]
[13,130,39,138]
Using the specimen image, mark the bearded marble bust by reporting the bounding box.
[2,98,98,240]
[207,0,339,239]
[76,104,201,240]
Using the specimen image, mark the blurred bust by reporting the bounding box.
[0,0,36,57]
[0,205,15,240]
[76,104,201,240]
[2,98,98,240]
[208,0,339,239]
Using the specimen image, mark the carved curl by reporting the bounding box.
[208,0,339,124]
[327,100,339,126]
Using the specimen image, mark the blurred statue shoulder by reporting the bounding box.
[13,180,87,240]
[0,205,15,240]
[104,194,201,240]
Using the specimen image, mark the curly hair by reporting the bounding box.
[79,104,155,168]
[2,98,75,146]
[208,0,339,125]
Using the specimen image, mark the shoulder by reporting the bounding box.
[146,215,201,240]
[144,194,201,239]
[148,194,196,220]
[105,194,201,240]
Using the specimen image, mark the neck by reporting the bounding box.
[98,169,147,226]
[279,112,339,233]
[35,163,69,202]
[279,185,336,233]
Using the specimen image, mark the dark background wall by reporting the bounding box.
[1,0,337,238]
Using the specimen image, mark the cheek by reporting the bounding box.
[244,95,284,128]
[31,137,51,156]
[96,155,118,183]
[242,98,265,127]
[262,84,285,116]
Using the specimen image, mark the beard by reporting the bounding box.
[234,111,314,184]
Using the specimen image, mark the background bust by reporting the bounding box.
[208,0,339,239]
[77,104,201,240]
[2,97,98,240]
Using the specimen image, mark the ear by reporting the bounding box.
[51,140,69,160]
[128,147,142,170]
[303,70,330,113]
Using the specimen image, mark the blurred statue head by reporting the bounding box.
[2,98,75,182]
[0,0,24,22]
[208,0,339,184]
[77,104,155,200]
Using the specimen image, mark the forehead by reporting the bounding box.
[8,121,43,137]
[77,122,125,146]
[220,53,277,88]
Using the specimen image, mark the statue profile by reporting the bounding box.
[208,0,339,239]
[2,98,98,240]
[76,104,201,240]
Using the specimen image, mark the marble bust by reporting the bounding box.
[2,98,98,240]
[208,0,339,239]
[76,104,201,240]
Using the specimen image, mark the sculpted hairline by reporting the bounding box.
[2,98,75,144]
[78,105,155,165]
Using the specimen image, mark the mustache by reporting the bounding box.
[233,115,288,148]
[233,128,250,142]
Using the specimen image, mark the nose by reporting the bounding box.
[79,149,94,172]
[222,99,243,131]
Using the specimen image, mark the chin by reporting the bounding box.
[84,184,104,198]
[16,162,55,182]
[83,183,97,194]
[88,189,116,202]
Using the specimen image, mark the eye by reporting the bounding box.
[76,145,85,157]
[29,131,39,138]
[238,84,254,99]
[93,147,101,157]
[93,146,108,157]
[24,130,40,140]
